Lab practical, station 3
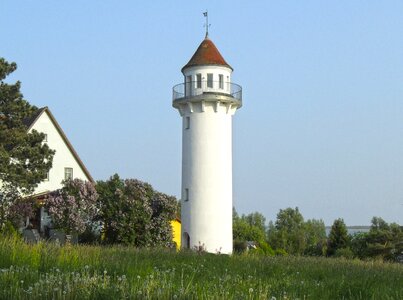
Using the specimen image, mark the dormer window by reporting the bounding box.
[207,73,213,88]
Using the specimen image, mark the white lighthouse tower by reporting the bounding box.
[172,32,242,254]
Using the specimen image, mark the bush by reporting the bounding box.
[334,247,354,259]
[275,248,288,256]
[0,221,20,238]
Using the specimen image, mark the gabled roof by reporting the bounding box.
[182,37,233,72]
[24,107,94,183]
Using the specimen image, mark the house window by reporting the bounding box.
[43,134,48,142]
[219,74,224,89]
[185,117,190,129]
[44,171,49,181]
[64,168,73,180]
[196,74,202,88]
[227,76,230,90]
[207,73,213,88]
[184,188,189,202]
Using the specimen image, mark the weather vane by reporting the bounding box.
[203,10,210,37]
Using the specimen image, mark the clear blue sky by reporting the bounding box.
[1,1,402,226]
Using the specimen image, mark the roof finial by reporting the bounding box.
[203,10,210,38]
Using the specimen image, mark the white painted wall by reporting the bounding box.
[175,61,241,253]
[183,65,232,97]
[29,111,90,194]
[180,100,238,254]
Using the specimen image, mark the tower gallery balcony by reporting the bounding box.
[172,80,242,103]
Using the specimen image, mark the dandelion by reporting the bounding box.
[104,270,107,275]
[249,288,254,293]
[85,265,89,270]
[137,275,141,279]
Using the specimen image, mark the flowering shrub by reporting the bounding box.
[96,174,176,247]
[45,179,98,234]
[8,197,36,228]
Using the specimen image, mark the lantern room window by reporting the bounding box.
[196,74,202,88]
[207,73,213,88]
[219,74,224,89]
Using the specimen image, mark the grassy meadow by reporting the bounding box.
[0,237,402,299]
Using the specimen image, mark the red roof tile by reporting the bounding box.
[182,37,233,72]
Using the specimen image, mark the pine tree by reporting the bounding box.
[0,57,55,227]
[327,218,350,256]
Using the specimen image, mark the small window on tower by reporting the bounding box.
[196,74,202,88]
[184,188,189,202]
[186,75,192,97]
[185,117,190,129]
[207,73,213,88]
[219,74,224,89]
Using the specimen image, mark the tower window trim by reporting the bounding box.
[219,74,224,89]
[196,74,202,88]
[207,73,213,88]
[185,116,190,129]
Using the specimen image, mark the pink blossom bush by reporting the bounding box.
[45,179,98,234]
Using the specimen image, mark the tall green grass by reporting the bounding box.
[0,236,402,299]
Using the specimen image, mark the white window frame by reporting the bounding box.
[185,116,190,130]
[207,73,213,88]
[196,74,202,88]
[64,167,73,180]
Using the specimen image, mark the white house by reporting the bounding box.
[23,107,93,234]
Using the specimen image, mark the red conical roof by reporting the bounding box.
[182,37,233,72]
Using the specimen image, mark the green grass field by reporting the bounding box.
[0,237,402,299]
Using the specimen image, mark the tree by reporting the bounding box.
[365,217,403,261]
[304,219,327,256]
[96,174,177,247]
[0,57,54,227]
[45,179,98,235]
[327,218,350,256]
[267,207,306,255]
[233,209,273,254]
